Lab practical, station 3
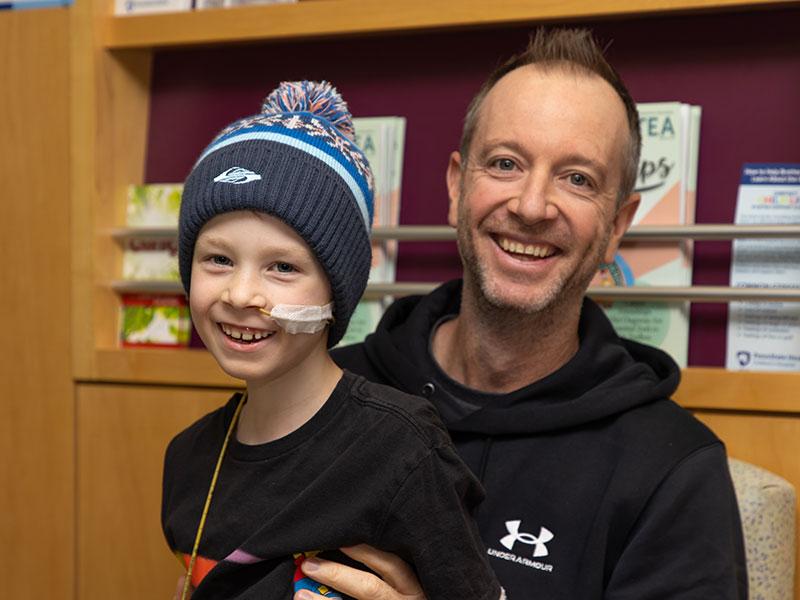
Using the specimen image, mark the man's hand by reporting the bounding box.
[293,544,426,600]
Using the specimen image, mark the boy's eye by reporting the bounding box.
[275,262,295,273]
[211,255,233,266]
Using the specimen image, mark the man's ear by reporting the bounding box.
[604,192,640,264]
[446,151,464,228]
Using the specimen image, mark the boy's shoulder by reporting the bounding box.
[165,393,241,461]
[342,370,450,450]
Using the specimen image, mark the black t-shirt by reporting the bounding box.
[162,370,501,600]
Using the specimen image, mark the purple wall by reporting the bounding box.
[146,6,800,364]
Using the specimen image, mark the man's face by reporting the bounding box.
[447,65,639,316]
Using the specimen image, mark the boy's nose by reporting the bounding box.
[221,272,267,309]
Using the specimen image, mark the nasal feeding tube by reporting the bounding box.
[258,303,334,334]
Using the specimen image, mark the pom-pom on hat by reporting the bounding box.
[179,80,374,347]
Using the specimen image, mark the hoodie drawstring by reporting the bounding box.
[478,436,493,483]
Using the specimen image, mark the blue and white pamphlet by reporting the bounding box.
[726,163,800,371]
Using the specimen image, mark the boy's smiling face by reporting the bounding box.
[190,210,333,385]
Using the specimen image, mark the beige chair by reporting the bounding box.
[728,458,796,600]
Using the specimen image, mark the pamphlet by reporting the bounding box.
[726,163,800,371]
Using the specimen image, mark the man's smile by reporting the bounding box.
[496,236,558,259]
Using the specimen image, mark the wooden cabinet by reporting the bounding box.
[77,383,229,598]
[0,7,74,599]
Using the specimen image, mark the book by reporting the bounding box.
[221,0,295,6]
[126,183,183,227]
[122,238,180,281]
[1,0,72,9]
[123,184,183,282]
[115,0,190,14]
[120,294,191,348]
[594,102,701,367]
[338,117,406,346]
[726,163,800,371]
[195,0,294,7]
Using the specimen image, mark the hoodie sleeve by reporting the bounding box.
[605,443,748,599]
[375,444,502,600]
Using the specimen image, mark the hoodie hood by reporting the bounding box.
[359,280,680,436]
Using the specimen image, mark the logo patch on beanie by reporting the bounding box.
[213,167,262,184]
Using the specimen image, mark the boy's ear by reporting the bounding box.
[446,151,464,228]
[604,192,640,264]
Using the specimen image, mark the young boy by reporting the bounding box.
[161,80,502,600]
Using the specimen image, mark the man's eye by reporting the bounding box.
[569,173,590,187]
[493,158,516,171]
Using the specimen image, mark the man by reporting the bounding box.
[295,28,747,599]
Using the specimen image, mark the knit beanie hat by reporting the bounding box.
[179,81,374,347]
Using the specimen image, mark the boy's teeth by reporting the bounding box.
[220,323,270,342]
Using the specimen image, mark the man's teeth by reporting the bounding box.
[220,323,272,341]
[499,237,554,258]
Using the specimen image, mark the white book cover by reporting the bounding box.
[126,184,183,227]
[222,0,295,6]
[122,238,180,281]
[726,163,800,371]
[115,0,190,15]
[595,102,701,367]
[194,0,224,9]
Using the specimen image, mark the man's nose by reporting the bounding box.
[507,172,559,224]
[221,269,267,309]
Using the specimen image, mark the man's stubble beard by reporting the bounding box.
[455,196,612,327]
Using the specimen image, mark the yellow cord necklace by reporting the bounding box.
[180,392,247,600]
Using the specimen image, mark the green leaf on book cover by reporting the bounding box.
[123,306,154,336]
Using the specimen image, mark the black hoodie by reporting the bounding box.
[333,280,747,599]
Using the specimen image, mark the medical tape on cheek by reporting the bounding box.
[259,303,334,334]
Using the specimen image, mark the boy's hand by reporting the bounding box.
[173,575,193,600]
[293,544,426,600]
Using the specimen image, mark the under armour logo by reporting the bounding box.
[213,167,262,184]
[500,520,554,557]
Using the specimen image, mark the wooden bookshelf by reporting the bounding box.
[67,3,800,596]
[73,0,800,388]
[72,1,800,386]
[104,0,797,49]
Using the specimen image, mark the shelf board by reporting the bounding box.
[104,0,795,49]
[676,367,800,413]
[91,347,241,387]
[84,347,800,413]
